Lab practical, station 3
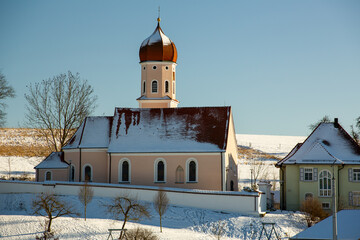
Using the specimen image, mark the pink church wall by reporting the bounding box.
[38,168,68,182]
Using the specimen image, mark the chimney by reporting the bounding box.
[334,118,339,128]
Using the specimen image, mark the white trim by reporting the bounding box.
[151,80,158,93]
[118,158,131,183]
[110,152,221,156]
[304,167,313,181]
[154,158,167,183]
[63,148,107,153]
[186,158,198,183]
[140,61,177,66]
[45,171,52,181]
[82,164,93,182]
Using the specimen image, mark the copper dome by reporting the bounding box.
[139,22,177,63]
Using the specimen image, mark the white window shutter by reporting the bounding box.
[349,168,353,182]
[314,168,318,181]
[300,168,304,181]
[349,192,353,206]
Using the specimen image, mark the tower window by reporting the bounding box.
[152,66,157,70]
[143,81,146,94]
[165,81,169,93]
[165,66,169,70]
[143,66,146,70]
[152,80,158,93]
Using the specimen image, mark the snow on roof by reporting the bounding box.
[277,122,360,166]
[108,107,230,153]
[290,210,360,240]
[63,107,231,153]
[63,116,112,149]
[34,152,68,169]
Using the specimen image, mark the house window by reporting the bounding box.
[175,166,184,183]
[152,80,158,93]
[186,158,198,182]
[45,171,52,181]
[305,193,313,200]
[143,81,146,94]
[83,165,92,182]
[154,158,166,182]
[353,169,360,181]
[322,202,330,209]
[350,192,360,206]
[304,168,313,181]
[165,81,169,93]
[119,159,131,183]
[319,170,331,197]
[70,165,75,182]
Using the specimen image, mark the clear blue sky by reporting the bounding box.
[1,0,359,136]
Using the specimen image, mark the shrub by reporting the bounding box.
[126,227,158,240]
[300,197,329,227]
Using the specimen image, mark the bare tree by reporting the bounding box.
[210,220,226,240]
[249,157,267,190]
[25,71,97,152]
[309,115,331,131]
[126,227,159,240]
[153,189,169,232]
[106,194,151,239]
[32,192,79,234]
[0,71,15,126]
[78,182,94,221]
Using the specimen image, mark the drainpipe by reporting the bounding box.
[79,148,82,182]
[337,164,345,209]
[221,152,225,191]
[109,153,112,183]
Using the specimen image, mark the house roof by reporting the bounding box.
[276,122,360,166]
[290,210,360,240]
[34,152,69,169]
[63,107,231,153]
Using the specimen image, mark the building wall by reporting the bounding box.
[110,153,223,191]
[225,111,239,191]
[139,102,170,108]
[284,164,360,211]
[64,149,108,183]
[37,168,68,182]
[0,181,264,215]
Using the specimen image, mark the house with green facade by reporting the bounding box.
[276,119,360,211]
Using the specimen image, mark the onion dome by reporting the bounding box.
[139,18,177,63]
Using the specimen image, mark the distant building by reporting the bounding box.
[35,18,239,191]
[276,119,360,211]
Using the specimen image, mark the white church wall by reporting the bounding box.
[0,180,264,215]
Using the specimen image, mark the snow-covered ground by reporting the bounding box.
[0,132,309,239]
[0,193,307,240]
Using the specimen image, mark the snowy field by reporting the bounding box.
[0,193,307,240]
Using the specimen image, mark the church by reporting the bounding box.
[35,18,239,191]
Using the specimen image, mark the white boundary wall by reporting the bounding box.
[0,181,265,215]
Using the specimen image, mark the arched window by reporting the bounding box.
[119,158,131,183]
[165,81,169,93]
[319,170,332,197]
[175,166,184,183]
[70,165,75,182]
[83,165,92,182]
[152,80,158,93]
[154,158,166,182]
[230,180,234,191]
[186,158,198,182]
[143,81,146,94]
[45,171,52,181]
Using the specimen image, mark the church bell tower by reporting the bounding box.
[137,18,179,108]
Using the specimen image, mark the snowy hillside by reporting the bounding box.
[0,193,307,240]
